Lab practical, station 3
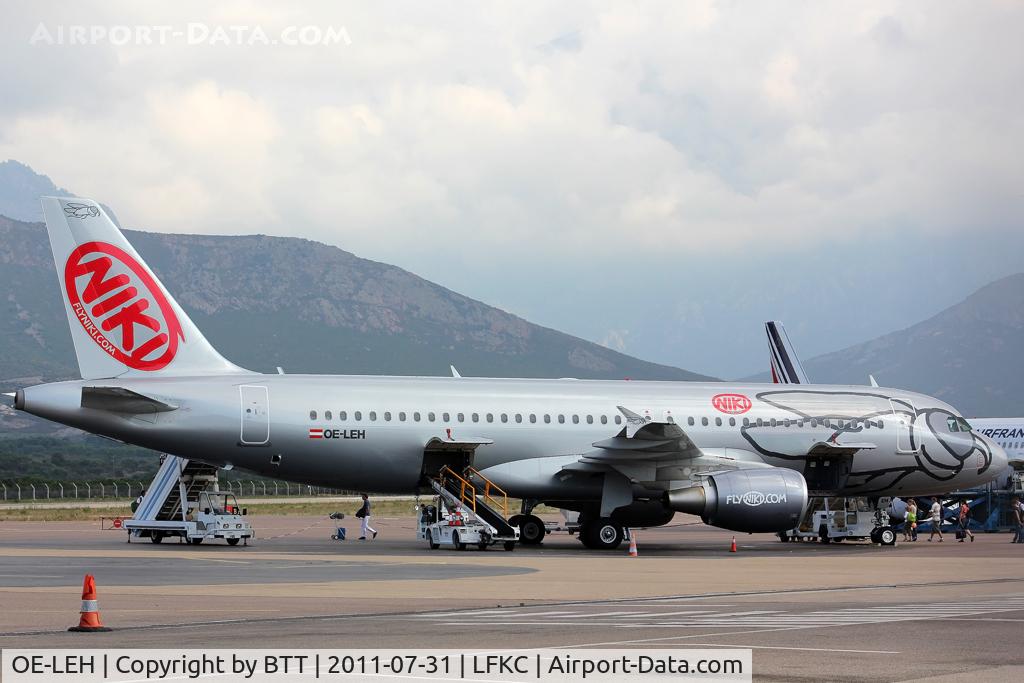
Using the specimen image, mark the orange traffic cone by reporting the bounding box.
[729,536,737,553]
[627,531,638,557]
[68,574,111,632]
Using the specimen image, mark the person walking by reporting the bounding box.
[904,499,918,542]
[1012,497,1023,544]
[957,500,974,542]
[356,493,377,541]
[928,497,944,542]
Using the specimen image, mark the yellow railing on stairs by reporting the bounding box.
[439,466,477,512]
[437,466,510,520]
[467,466,509,519]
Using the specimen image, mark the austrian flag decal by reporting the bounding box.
[64,241,184,371]
[309,428,324,439]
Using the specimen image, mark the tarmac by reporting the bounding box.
[1,512,1022,682]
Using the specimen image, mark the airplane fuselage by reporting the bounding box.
[18,374,1004,501]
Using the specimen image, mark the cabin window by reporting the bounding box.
[442,412,450,422]
[472,413,479,423]
[544,414,551,424]
[369,411,377,421]
[486,413,494,423]
[742,417,749,427]
[572,415,579,424]
[558,415,565,424]
[457,412,465,422]
[413,412,420,422]
[323,410,331,421]
[729,417,736,427]
[340,411,347,421]
[756,418,764,427]
[501,413,508,423]
[398,412,406,422]
[354,411,362,421]
[309,410,317,420]
[715,417,722,427]
[770,418,777,427]
[530,414,537,423]
[600,415,608,425]
[428,412,435,422]
[688,417,695,426]
[614,415,622,425]
[384,411,392,422]
[701,417,709,426]
[515,414,523,423]
[586,415,594,424]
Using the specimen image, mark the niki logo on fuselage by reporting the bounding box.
[309,428,365,440]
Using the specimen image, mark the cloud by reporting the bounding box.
[1,1,1022,375]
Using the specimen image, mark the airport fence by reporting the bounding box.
[0,479,350,502]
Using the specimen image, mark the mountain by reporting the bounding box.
[0,160,71,223]
[743,274,1024,417]
[0,214,712,393]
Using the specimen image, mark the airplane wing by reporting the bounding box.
[81,386,178,413]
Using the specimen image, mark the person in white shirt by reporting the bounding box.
[928,497,944,542]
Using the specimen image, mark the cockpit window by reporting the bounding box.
[945,416,974,433]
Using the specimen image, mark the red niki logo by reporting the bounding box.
[64,242,184,371]
[711,393,752,415]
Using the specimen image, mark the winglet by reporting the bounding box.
[869,374,879,387]
[450,365,462,378]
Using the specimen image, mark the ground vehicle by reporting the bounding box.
[417,494,518,552]
[779,497,895,545]
[125,491,254,545]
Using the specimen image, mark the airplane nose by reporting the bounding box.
[985,436,1009,473]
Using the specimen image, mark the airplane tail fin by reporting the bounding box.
[41,197,248,379]
[766,320,809,384]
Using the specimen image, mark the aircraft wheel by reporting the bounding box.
[518,515,546,545]
[226,538,240,546]
[149,532,163,544]
[428,530,440,550]
[879,528,897,546]
[582,518,624,550]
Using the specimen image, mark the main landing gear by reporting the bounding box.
[579,517,625,550]
[509,514,546,545]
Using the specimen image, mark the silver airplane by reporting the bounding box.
[9,198,1008,549]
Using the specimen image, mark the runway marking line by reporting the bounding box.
[654,642,900,654]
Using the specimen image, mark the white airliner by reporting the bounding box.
[7,199,1008,550]
[765,320,1022,486]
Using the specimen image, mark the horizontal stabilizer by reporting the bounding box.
[81,386,178,414]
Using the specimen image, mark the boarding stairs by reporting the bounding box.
[133,455,219,523]
[431,466,518,539]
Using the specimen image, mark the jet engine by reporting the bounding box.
[665,468,808,533]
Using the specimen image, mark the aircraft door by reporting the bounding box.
[240,385,270,445]
[890,398,916,453]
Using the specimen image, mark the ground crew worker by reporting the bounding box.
[356,493,377,541]
[957,500,974,542]
[131,489,145,514]
[928,497,944,542]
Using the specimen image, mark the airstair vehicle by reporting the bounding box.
[780,497,895,545]
[124,455,254,545]
[418,466,519,551]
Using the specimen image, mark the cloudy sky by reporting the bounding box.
[2,1,1023,377]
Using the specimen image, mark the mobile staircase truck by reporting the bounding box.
[124,455,254,546]
[418,466,519,551]
[780,497,896,545]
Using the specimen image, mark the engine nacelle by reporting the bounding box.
[665,468,808,533]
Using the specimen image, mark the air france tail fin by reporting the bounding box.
[765,320,809,384]
[41,197,249,379]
